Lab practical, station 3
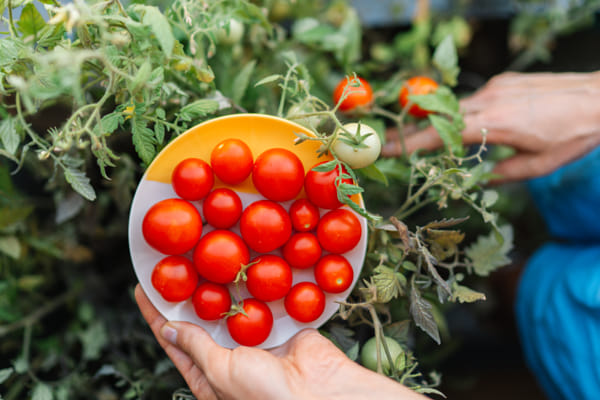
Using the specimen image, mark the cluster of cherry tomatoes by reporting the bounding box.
[141,138,363,346]
[333,75,439,118]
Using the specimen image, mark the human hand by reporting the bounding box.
[134,284,426,400]
[382,72,600,182]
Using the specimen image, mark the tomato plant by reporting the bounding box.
[360,336,405,374]
[317,208,362,254]
[192,282,232,321]
[210,138,254,184]
[332,76,373,113]
[245,255,293,302]
[227,298,274,346]
[142,198,203,255]
[202,188,243,229]
[282,232,322,270]
[252,148,305,202]
[288,198,320,232]
[284,282,326,323]
[216,18,245,46]
[240,200,292,253]
[332,123,381,169]
[399,76,440,118]
[151,255,199,302]
[171,158,214,201]
[193,229,250,284]
[304,162,353,210]
[314,254,354,293]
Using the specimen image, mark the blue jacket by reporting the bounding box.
[516,146,600,400]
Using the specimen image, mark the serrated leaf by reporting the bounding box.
[466,225,513,276]
[409,281,441,344]
[433,35,460,87]
[63,167,96,201]
[131,118,156,165]
[428,114,463,156]
[338,182,363,196]
[255,74,282,87]
[311,160,337,172]
[130,61,152,93]
[383,320,411,344]
[97,112,123,135]
[232,60,256,104]
[372,266,405,302]
[132,5,175,57]
[0,367,13,384]
[17,3,46,40]
[154,122,165,145]
[0,117,20,155]
[178,99,219,122]
[0,37,26,68]
[452,282,487,303]
[32,382,53,400]
[0,236,21,259]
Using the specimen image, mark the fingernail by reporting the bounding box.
[161,323,178,345]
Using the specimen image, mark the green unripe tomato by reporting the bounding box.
[332,122,381,169]
[217,19,244,46]
[360,336,404,373]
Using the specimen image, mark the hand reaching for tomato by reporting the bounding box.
[383,71,600,183]
[135,285,428,400]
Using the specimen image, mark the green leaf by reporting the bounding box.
[372,266,405,302]
[98,112,123,135]
[31,382,53,400]
[481,189,499,208]
[131,118,156,166]
[0,367,13,384]
[359,163,388,186]
[409,86,460,117]
[130,61,152,93]
[345,341,359,361]
[452,282,487,303]
[0,236,21,259]
[338,182,363,196]
[0,206,33,229]
[0,117,20,155]
[432,35,460,87]
[78,321,108,361]
[465,225,513,276]
[428,114,463,156]
[232,60,256,105]
[336,8,362,66]
[255,74,282,87]
[132,5,176,57]
[17,4,46,40]
[409,280,441,344]
[63,167,96,201]
[0,36,26,68]
[178,99,219,122]
[310,160,337,172]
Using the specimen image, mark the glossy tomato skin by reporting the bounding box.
[151,255,199,302]
[314,254,354,293]
[304,161,353,210]
[246,255,293,302]
[398,76,439,118]
[202,188,243,229]
[210,138,253,184]
[142,198,202,255]
[284,282,326,323]
[193,230,250,284]
[288,199,320,232]
[317,208,361,254]
[227,298,273,346]
[240,200,292,253]
[192,282,232,321]
[332,123,381,169]
[252,148,305,202]
[171,158,214,201]
[282,232,322,270]
[333,76,373,113]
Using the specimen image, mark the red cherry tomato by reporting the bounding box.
[202,188,243,229]
[284,282,326,323]
[246,255,293,302]
[252,148,305,202]
[192,281,232,321]
[314,254,354,293]
[210,138,253,184]
[398,76,439,118]
[142,198,202,255]
[151,255,199,302]
[227,298,273,346]
[317,208,361,254]
[240,200,292,253]
[332,76,373,113]
[193,229,250,284]
[282,232,322,270]
[171,158,214,201]
[288,199,320,232]
[304,161,353,210]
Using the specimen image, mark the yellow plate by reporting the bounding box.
[128,113,367,349]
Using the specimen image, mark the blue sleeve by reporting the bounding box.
[527,145,600,241]
[516,146,600,400]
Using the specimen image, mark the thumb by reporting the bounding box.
[160,321,230,373]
